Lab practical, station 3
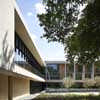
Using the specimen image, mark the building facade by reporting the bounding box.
[0,0,45,100]
[45,61,100,88]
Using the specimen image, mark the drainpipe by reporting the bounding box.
[45,66,47,80]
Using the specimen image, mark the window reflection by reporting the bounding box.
[14,33,40,71]
[47,64,60,80]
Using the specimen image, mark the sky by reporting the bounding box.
[16,0,65,61]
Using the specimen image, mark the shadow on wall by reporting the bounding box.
[0,31,14,71]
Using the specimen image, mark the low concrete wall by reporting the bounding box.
[0,74,8,100]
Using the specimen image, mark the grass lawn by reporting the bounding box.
[33,93,100,100]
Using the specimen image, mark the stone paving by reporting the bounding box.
[17,91,45,100]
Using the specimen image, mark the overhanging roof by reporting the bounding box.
[45,61,66,64]
[15,3,46,67]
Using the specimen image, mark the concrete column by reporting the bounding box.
[82,64,85,80]
[45,67,47,89]
[45,67,47,80]
[73,62,76,80]
[8,76,13,100]
[0,74,8,100]
[91,63,95,80]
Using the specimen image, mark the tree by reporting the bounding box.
[65,33,80,64]
[65,0,100,64]
[38,0,86,43]
[38,0,100,64]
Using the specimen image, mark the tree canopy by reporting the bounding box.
[65,0,100,64]
[38,0,100,64]
[38,0,86,43]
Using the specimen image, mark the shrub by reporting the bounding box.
[83,78,96,88]
[95,76,100,88]
[72,83,83,88]
[63,77,74,88]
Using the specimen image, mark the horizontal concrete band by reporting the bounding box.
[0,64,45,82]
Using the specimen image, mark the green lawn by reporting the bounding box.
[33,93,100,100]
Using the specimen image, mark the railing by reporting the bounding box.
[46,71,100,80]
[66,72,73,77]
[46,71,61,80]
[14,50,45,78]
[15,61,45,78]
[85,72,92,78]
[76,72,82,80]
[95,73,100,77]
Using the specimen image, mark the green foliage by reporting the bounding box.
[38,0,86,43]
[95,61,100,67]
[95,76,100,88]
[83,78,96,88]
[35,93,100,100]
[71,83,83,88]
[38,0,100,65]
[63,77,74,88]
[65,0,100,64]
[65,33,81,64]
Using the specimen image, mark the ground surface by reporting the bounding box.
[33,93,100,100]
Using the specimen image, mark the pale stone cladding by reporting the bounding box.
[0,74,8,100]
[12,77,30,100]
[0,0,14,69]
[0,74,30,100]
[0,0,45,100]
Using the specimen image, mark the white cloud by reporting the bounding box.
[35,3,46,14]
[27,12,33,16]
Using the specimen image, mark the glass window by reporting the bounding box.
[15,32,41,71]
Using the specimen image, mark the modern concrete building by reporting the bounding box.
[0,0,45,100]
[45,61,100,88]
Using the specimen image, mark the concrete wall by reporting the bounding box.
[0,0,14,70]
[0,0,44,99]
[0,0,45,82]
[0,74,8,100]
[12,77,30,100]
[0,74,30,100]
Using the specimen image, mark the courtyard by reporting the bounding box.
[33,93,100,100]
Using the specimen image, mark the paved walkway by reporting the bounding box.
[19,93,40,100]
[17,91,45,100]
